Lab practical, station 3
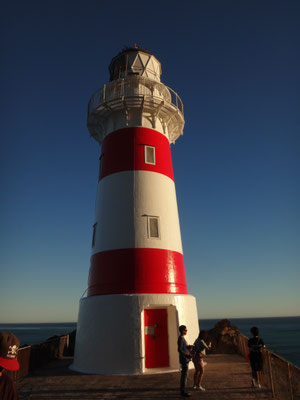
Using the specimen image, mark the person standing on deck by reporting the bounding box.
[0,332,20,400]
[177,325,192,397]
[248,326,265,389]
[192,330,211,391]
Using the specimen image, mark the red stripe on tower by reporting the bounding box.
[88,248,187,296]
[99,127,174,181]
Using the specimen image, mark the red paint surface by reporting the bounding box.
[87,248,188,296]
[144,309,169,368]
[99,127,174,181]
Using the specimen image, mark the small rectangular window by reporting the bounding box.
[92,223,97,247]
[147,216,160,239]
[144,145,155,165]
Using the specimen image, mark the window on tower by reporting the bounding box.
[92,223,97,247]
[147,216,160,239]
[144,145,156,165]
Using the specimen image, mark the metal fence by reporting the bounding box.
[5,335,69,382]
[237,333,300,400]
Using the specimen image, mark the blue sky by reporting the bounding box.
[1,0,299,322]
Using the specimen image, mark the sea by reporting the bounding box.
[0,317,299,368]
[199,316,300,367]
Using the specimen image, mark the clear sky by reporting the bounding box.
[1,0,299,323]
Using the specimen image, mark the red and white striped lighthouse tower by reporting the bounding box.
[72,47,199,374]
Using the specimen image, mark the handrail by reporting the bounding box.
[87,76,184,117]
[237,332,300,399]
[5,334,70,381]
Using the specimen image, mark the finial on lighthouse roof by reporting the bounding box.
[109,46,162,82]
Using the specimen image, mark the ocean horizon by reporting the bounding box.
[1,316,299,367]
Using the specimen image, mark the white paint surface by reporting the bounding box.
[71,293,199,374]
[110,51,162,82]
[92,171,183,255]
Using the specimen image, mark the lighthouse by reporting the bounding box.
[72,47,199,374]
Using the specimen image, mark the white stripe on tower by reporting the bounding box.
[92,171,182,253]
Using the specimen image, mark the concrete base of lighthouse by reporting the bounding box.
[71,293,199,375]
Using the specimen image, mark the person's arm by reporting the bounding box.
[201,340,211,351]
[260,338,266,349]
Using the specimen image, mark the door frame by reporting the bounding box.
[142,304,178,372]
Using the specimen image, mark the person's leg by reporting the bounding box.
[251,369,257,387]
[198,364,204,387]
[193,363,202,387]
[257,371,262,388]
[180,362,188,394]
[256,356,263,388]
[193,366,199,387]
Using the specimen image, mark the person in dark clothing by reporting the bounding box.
[248,326,265,389]
[0,332,20,400]
[177,325,192,397]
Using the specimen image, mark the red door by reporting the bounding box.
[144,308,169,368]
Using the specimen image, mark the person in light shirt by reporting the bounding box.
[191,330,211,391]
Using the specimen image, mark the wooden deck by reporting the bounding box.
[18,354,274,399]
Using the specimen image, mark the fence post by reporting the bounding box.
[244,336,249,360]
[267,351,276,399]
[103,84,106,103]
[242,336,247,359]
[240,334,245,357]
[241,335,245,357]
[287,363,294,400]
[237,334,241,356]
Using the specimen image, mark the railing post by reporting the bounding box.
[244,336,248,359]
[237,333,241,355]
[287,363,294,400]
[241,336,245,357]
[121,78,124,97]
[242,335,247,358]
[267,351,276,398]
[239,334,244,357]
[103,84,106,103]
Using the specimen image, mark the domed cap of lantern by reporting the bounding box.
[109,45,162,82]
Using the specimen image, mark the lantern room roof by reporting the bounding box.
[109,46,162,82]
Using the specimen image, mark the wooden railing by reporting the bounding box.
[237,333,300,399]
[5,330,300,399]
[5,335,70,381]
